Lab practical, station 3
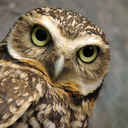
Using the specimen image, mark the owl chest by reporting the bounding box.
[11,91,88,128]
[27,90,88,128]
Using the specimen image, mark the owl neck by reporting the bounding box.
[54,84,102,116]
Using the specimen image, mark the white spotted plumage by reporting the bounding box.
[0,7,110,128]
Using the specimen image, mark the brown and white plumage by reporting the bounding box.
[0,7,110,128]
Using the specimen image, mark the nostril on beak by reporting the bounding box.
[54,54,59,60]
[53,51,61,61]
[64,55,70,62]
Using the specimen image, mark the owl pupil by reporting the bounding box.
[83,46,94,57]
[36,29,47,41]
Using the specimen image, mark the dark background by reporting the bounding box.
[0,0,128,128]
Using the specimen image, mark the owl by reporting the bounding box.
[0,7,110,128]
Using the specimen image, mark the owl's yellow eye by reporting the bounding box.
[31,26,50,46]
[79,46,98,63]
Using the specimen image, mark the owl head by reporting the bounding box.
[4,7,110,96]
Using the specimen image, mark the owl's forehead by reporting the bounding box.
[25,7,108,44]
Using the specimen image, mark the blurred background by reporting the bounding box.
[0,0,128,127]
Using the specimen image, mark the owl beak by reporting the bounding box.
[53,56,65,80]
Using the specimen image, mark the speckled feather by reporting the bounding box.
[0,7,110,128]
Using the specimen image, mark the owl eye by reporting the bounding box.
[31,26,50,46]
[79,46,98,63]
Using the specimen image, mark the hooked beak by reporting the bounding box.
[53,56,65,81]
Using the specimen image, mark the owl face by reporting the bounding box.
[7,7,110,96]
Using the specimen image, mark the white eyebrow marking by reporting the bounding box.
[41,15,107,52]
